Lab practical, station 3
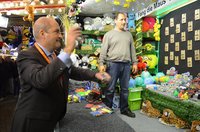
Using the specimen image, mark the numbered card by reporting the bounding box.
[181,50,186,60]
[175,56,179,65]
[194,50,200,60]
[170,34,174,43]
[182,13,187,23]
[165,27,169,36]
[165,43,169,52]
[187,57,192,67]
[195,9,200,20]
[181,32,186,42]
[170,18,174,27]
[175,42,180,51]
[194,30,200,41]
[187,40,193,50]
[176,24,180,33]
[188,21,193,32]
[164,56,168,65]
[170,51,174,60]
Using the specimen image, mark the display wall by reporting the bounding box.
[158,0,200,76]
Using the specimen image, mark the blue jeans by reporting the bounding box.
[105,62,130,112]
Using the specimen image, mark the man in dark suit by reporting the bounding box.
[11,17,110,132]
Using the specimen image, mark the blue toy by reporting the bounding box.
[128,13,135,30]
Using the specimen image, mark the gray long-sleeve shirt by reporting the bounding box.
[99,29,137,66]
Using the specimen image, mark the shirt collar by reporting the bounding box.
[36,43,53,57]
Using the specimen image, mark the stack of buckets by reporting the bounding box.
[128,77,143,111]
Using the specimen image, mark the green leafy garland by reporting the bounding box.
[135,19,143,55]
[142,88,200,124]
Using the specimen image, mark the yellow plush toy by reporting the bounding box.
[23,5,35,22]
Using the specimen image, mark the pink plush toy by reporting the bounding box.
[143,17,156,29]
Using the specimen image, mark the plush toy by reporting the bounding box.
[166,67,178,76]
[128,13,135,31]
[80,55,89,69]
[140,100,161,118]
[142,21,150,32]
[137,56,147,74]
[23,5,35,22]
[92,17,103,31]
[191,120,200,132]
[102,14,114,31]
[143,54,158,69]
[7,27,17,44]
[143,17,156,29]
[70,53,81,67]
[159,109,189,129]
[88,55,98,70]
[153,18,161,41]
[190,73,200,90]
[143,43,155,52]
[83,17,93,31]
[22,26,31,47]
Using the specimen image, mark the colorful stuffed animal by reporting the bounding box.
[166,67,178,76]
[137,56,147,74]
[142,54,158,69]
[89,55,98,70]
[140,100,161,118]
[128,13,135,31]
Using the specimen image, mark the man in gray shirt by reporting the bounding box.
[99,12,138,117]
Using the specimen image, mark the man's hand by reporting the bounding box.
[99,65,106,72]
[132,64,138,74]
[95,72,111,84]
[64,27,81,54]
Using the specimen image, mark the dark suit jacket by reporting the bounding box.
[11,45,97,132]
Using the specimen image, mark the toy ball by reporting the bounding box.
[156,72,165,78]
[129,78,136,88]
[141,71,151,79]
[135,77,144,86]
[144,77,154,85]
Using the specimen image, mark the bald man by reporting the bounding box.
[11,17,110,132]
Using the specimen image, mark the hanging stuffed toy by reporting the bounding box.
[23,5,35,22]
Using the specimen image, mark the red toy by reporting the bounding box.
[137,56,147,74]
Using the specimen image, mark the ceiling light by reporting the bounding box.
[58,0,64,4]
[58,8,62,12]
[50,0,54,4]
[40,1,45,5]
[6,11,11,15]
[34,10,37,13]
[42,9,46,13]
[20,2,25,7]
